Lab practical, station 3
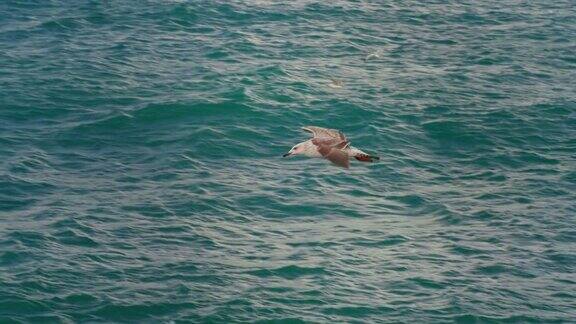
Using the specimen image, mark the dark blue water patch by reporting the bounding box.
[246,265,328,280]
[471,210,500,221]
[451,244,488,256]
[286,241,340,249]
[474,264,508,276]
[454,314,559,324]
[132,101,256,122]
[92,301,197,323]
[53,229,99,248]
[0,297,50,317]
[408,277,446,290]
[545,251,576,269]
[0,251,32,267]
[421,119,493,149]
[53,292,99,306]
[550,291,575,300]
[164,4,200,27]
[4,230,49,247]
[0,176,56,211]
[351,235,410,248]
[254,317,309,324]
[50,217,98,234]
[322,305,395,318]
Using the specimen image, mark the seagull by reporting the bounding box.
[283,126,379,168]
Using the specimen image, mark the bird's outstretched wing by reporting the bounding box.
[316,144,350,168]
[311,137,349,149]
[302,126,347,142]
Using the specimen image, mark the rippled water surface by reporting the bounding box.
[1,0,575,322]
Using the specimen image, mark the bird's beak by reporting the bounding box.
[283,152,291,157]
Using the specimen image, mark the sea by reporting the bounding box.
[1,0,575,323]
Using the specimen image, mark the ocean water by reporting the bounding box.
[1,0,575,322]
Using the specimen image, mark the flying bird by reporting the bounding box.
[283,126,379,168]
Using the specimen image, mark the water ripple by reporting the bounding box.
[1,0,575,322]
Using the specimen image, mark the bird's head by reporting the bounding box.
[283,143,305,157]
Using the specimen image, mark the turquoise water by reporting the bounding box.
[1,0,575,322]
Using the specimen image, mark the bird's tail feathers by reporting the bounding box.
[354,154,379,162]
